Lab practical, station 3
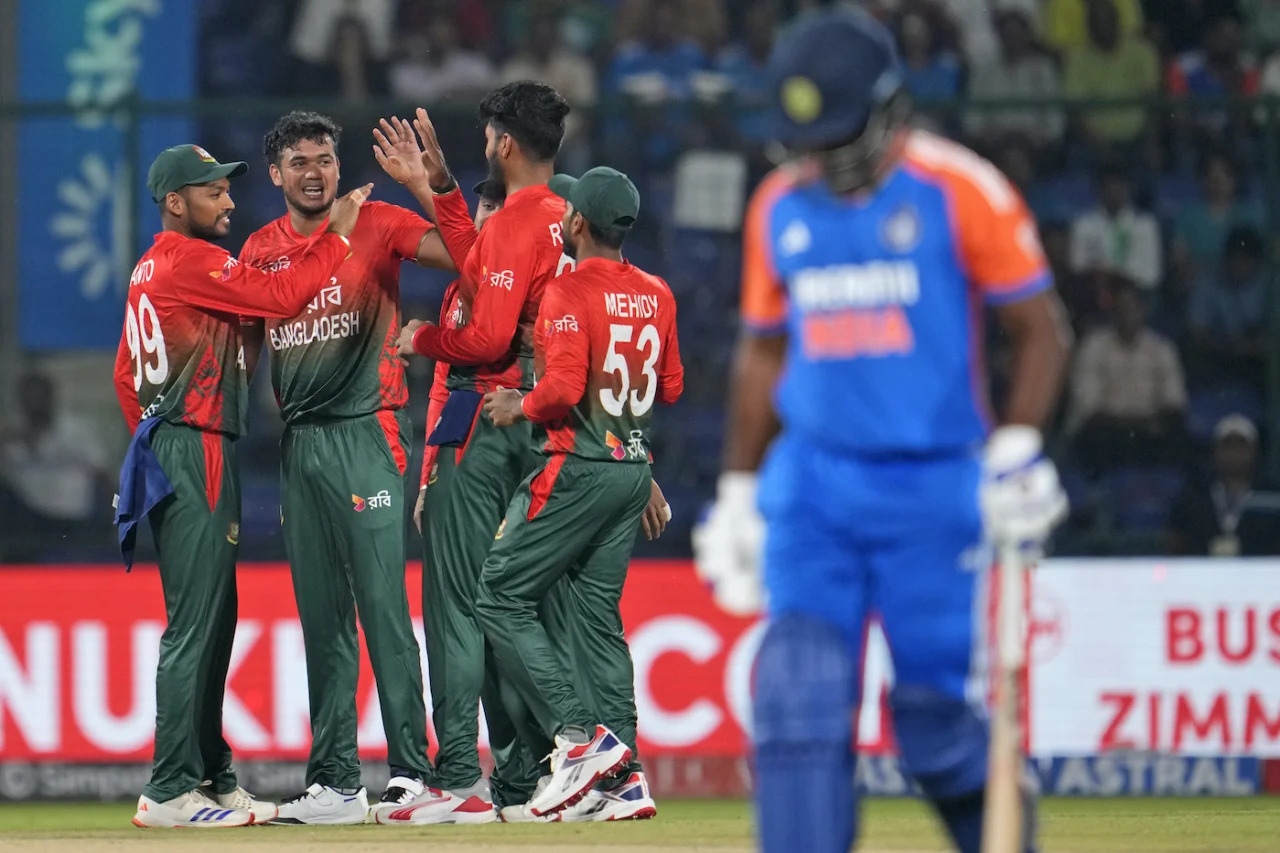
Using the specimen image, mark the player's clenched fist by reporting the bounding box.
[397,318,429,356]
[482,387,525,427]
[325,182,374,238]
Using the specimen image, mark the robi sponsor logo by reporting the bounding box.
[352,491,392,513]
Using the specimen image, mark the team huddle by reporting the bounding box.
[115,8,1072,851]
[114,80,680,828]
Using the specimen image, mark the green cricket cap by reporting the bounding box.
[147,144,247,202]
[548,166,640,239]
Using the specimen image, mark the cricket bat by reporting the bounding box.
[981,542,1032,853]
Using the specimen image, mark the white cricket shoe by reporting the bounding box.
[131,790,252,828]
[199,782,278,825]
[498,777,560,823]
[529,725,632,817]
[367,776,426,824]
[373,780,497,825]
[559,772,657,822]
[270,783,368,825]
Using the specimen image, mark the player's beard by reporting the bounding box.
[485,151,506,193]
[562,231,579,260]
[286,186,335,218]
[190,212,231,241]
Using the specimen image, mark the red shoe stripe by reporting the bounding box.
[455,796,494,814]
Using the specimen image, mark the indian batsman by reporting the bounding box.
[237,111,456,824]
[477,166,682,820]
[379,83,574,822]
[693,10,1071,853]
[114,144,370,828]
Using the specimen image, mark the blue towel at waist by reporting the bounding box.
[113,417,173,571]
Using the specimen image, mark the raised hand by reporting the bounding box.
[326,183,374,238]
[412,107,453,191]
[373,116,430,187]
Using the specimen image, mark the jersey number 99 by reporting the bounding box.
[125,294,170,391]
[600,323,660,417]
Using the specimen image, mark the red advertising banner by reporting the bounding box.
[0,561,897,762]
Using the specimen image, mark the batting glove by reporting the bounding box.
[980,425,1069,547]
[692,472,766,616]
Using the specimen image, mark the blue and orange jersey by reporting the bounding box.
[741,129,1051,455]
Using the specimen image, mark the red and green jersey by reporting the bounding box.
[411,184,572,393]
[521,257,684,462]
[113,229,350,436]
[239,202,432,423]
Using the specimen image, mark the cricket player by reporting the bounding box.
[237,111,455,824]
[477,166,682,819]
[114,144,370,828]
[376,83,574,822]
[693,10,1071,853]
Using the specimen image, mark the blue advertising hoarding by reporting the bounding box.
[18,0,194,350]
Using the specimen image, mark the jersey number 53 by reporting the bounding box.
[600,323,660,417]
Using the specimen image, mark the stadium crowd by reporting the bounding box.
[5,0,1280,561]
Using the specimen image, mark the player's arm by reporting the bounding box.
[995,293,1072,429]
[374,201,457,273]
[721,175,789,472]
[656,290,685,406]
[172,233,351,318]
[411,225,533,365]
[114,334,142,433]
[518,289,590,423]
[428,185,481,271]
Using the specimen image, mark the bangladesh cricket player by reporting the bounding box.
[476,166,683,819]
[237,111,456,825]
[115,143,370,828]
[373,83,574,824]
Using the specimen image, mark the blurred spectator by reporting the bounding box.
[1068,279,1188,474]
[505,1,614,59]
[715,0,777,146]
[615,0,729,55]
[390,18,499,103]
[965,7,1064,153]
[288,0,394,97]
[1143,0,1242,56]
[1042,0,1143,55]
[1173,151,1263,279]
[897,10,963,101]
[1240,0,1280,52]
[1187,226,1268,385]
[1166,13,1260,145]
[1068,162,1162,291]
[0,372,112,537]
[397,0,494,52]
[500,13,598,173]
[940,0,1003,66]
[606,0,709,172]
[1063,0,1159,154]
[1168,414,1280,556]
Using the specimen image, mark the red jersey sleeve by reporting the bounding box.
[740,169,794,335]
[905,134,1052,305]
[412,218,533,364]
[370,201,435,261]
[115,335,141,433]
[656,284,684,405]
[168,232,351,318]
[432,186,481,272]
[419,282,461,489]
[521,284,589,423]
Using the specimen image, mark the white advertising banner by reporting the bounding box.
[1031,559,1280,756]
